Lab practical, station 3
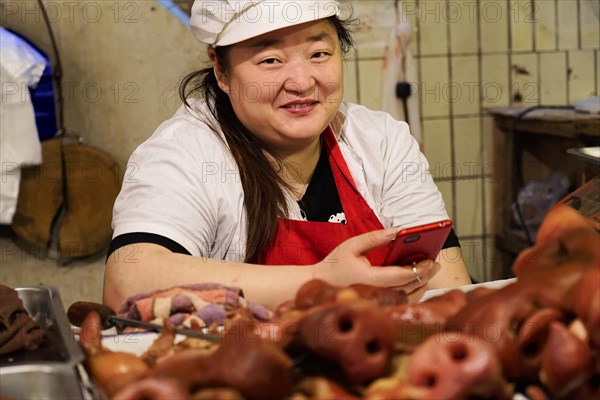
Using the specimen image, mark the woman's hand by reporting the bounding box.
[312,228,442,301]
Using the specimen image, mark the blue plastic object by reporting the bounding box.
[29,60,58,141]
[156,0,191,27]
[5,29,58,141]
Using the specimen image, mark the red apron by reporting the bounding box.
[259,127,390,266]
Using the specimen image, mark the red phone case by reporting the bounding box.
[382,220,453,265]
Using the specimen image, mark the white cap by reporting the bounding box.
[190,0,341,47]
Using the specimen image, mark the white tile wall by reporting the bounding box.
[510,0,534,52]
[568,50,597,102]
[343,58,359,104]
[480,0,509,53]
[358,59,385,109]
[511,53,540,105]
[450,56,480,115]
[422,118,452,172]
[420,56,450,117]
[418,0,449,56]
[597,50,600,95]
[481,115,495,168]
[557,0,580,50]
[481,54,510,107]
[535,0,557,51]
[540,52,568,104]
[448,1,478,54]
[453,117,482,176]
[581,0,600,49]
[455,178,483,237]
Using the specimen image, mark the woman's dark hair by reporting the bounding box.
[179,16,356,263]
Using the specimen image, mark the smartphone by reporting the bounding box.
[382,219,453,265]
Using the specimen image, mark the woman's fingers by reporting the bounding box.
[381,261,441,302]
[317,229,441,293]
[322,228,397,263]
[369,259,440,287]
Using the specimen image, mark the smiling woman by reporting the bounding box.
[210,22,342,181]
[215,21,343,153]
[103,0,472,312]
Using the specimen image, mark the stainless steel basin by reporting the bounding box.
[0,286,87,399]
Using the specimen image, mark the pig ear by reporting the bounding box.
[541,321,593,398]
[535,205,591,247]
[535,205,599,267]
[513,204,598,277]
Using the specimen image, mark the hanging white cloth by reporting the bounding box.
[0,28,45,224]
[380,0,422,146]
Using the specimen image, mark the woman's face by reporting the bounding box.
[214,19,344,156]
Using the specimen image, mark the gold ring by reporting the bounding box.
[412,263,422,283]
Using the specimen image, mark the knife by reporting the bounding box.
[67,301,221,343]
[69,302,315,370]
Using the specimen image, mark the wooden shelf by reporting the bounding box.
[487,107,600,139]
[486,107,600,280]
